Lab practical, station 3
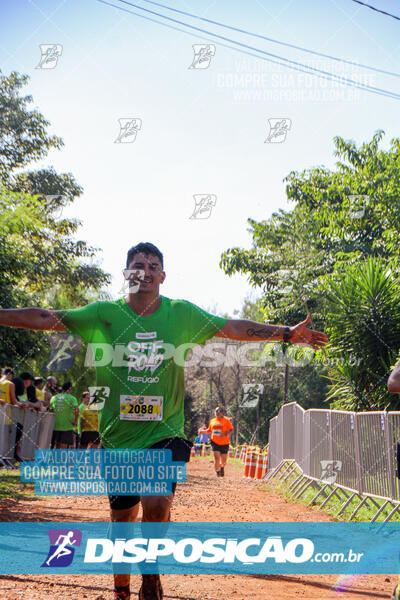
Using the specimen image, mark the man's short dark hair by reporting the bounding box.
[1,367,14,376]
[62,381,72,392]
[126,243,164,269]
[34,377,43,385]
[20,372,33,381]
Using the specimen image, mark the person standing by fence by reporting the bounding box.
[34,377,45,404]
[43,376,58,409]
[11,372,34,461]
[199,424,210,445]
[0,367,18,407]
[49,381,79,449]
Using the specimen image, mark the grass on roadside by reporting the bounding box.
[191,455,243,468]
[0,467,35,501]
[259,468,400,522]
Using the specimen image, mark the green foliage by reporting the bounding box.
[0,71,109,377]
[220,132,400,412]
[266,467,400,522]
[0,71,63,183]
[324,257,400,410]
[183,391,198,440]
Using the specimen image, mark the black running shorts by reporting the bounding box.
[211,440,229,454]
[108,436,192,510]
[52,429,74,446]
[80,430,100,447]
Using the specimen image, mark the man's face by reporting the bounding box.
[126,252,165,295]
[23,379,32,388]
[215,409,224,418]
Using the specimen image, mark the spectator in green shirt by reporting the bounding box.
[49,381,79,449]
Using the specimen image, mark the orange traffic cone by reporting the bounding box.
[244,451,257,478]
[248,451,257,479]
[201,444,206,457]
[255,453,264,479]
[243,450,251,477]
[235,446,241,459]
[228,447,233,458]
[263,450,269,476]
[190,446,195,458]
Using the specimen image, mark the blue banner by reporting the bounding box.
[0,522,399,574]
[20,450,186,496]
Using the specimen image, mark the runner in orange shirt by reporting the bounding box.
[200,407,233,477]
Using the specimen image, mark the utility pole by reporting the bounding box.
[209,373,213,420]
[235,390,240,447]
[283,364,289,403]
[256,392,262,444]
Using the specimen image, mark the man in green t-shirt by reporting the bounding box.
[0,242,328,600]
[49,381,79,449]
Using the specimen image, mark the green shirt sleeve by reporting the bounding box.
[76,402,85,434]
[58,302,100,343]
[186,302,226,346]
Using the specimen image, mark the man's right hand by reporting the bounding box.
[0,308,66,331]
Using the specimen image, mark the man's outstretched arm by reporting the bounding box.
[388,361,400,393]
[215,315,328,350]
[0,309,66,331]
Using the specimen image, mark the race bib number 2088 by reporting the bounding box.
[120,395,163,421]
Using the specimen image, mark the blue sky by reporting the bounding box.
[1,0,400,317]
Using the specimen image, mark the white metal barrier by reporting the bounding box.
[0,405,55,465]
[267,402,400,521]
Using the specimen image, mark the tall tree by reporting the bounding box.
[220,132,400,411]
[0,71,109,371]
[0,71,63,184]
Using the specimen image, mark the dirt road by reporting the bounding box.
[0,458,395,600]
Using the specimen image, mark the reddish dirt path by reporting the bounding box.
[0,458,395,600]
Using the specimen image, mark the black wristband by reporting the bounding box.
[283,326,291,343]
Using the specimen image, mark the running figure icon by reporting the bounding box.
[45,531,77,566]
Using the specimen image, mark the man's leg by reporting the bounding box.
[138,494,174,600]
[141,493,173,522]
[219,449,228,476]
[111,503,140,599]
[213,450,221,475]
[14,422,23,461]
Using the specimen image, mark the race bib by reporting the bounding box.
[120,395,163,421]
[213,429,222,436]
